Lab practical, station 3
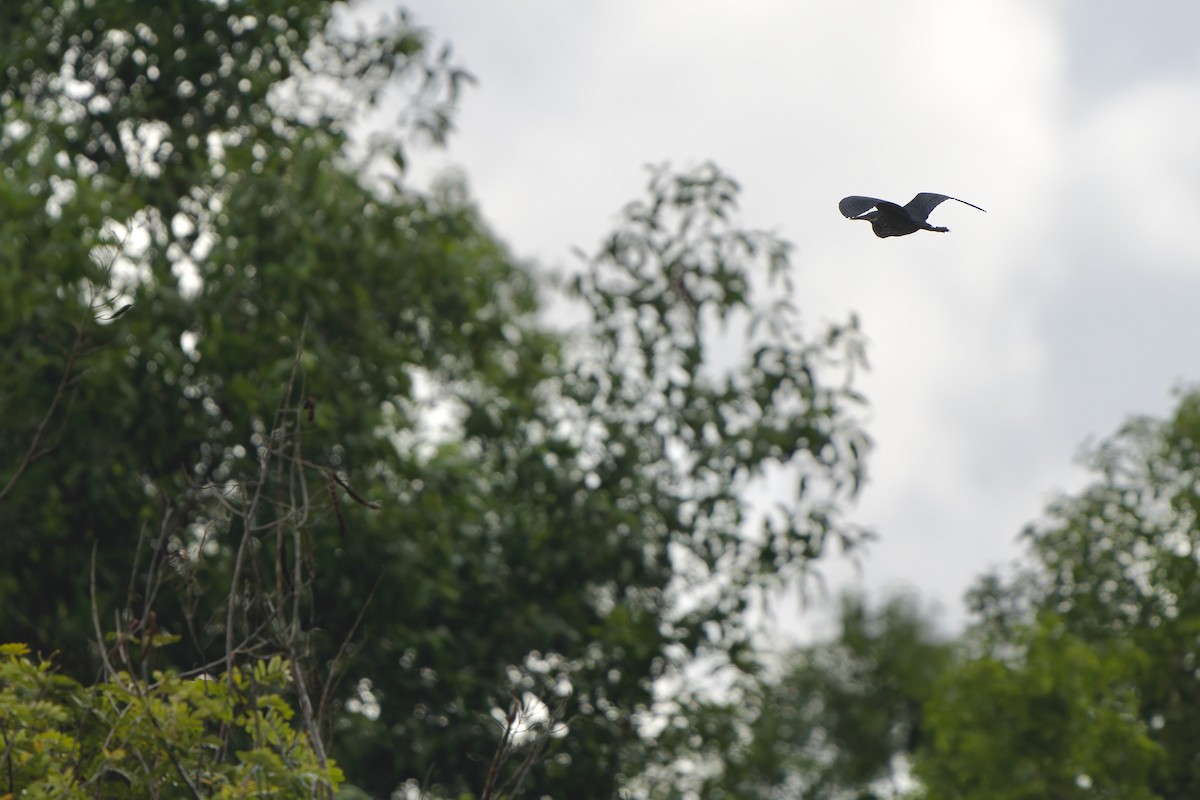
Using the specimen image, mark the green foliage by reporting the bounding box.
[755,388,1200,800]
[0,2,869,798]
[686,593,951,800]
[0,0,481,672]
[0,644,341,798]
[681,387,1200,800]
[917,618,1161,800]
[951,387,1200,800]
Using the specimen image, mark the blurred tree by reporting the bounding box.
[0,2,869,797]
[917,389,1200,800]
[917,617,1161,800]
[680,383,1200,800]
[680,593,951,800]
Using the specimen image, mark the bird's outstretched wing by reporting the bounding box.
[839,196,886,218]
[904,193,986,222]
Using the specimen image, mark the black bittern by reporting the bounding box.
[839,193,985,238]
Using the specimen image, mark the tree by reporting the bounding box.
[0,3,870,797]
[917,617,1161,800]
[915,388,1200,800]
[684,593,951,800]
[685,379,1200,800]
[743,389,1200,800]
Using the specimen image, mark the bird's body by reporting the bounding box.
[839,193,985,237]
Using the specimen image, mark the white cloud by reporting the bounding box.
[1068,74,1200,270]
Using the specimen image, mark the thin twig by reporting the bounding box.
[481,700,520,800]
[0,323,85,502]
[316,572,383,732]
[325,473,347,537]
[90,542,121,686]
[499,698,568,799]
[287,647,332,796]
[224,441,273,685]
[326,468,382,510]
[226,325,306,671]
[140,507,175,631]
[124,520,152,623]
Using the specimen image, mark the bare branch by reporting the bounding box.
[481,700,520,800]
[0,323,85,503]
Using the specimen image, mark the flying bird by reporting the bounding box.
[839,193,986,238]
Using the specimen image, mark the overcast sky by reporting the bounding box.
[362,1,1200,637]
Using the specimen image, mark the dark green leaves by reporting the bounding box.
[1,5,871,798]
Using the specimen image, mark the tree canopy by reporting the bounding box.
[710,592,952,800]
[0,2,870,796]
[943,388,1200,800]
[709,388,1200,800]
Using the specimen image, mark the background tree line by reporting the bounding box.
[704,392,1200,800]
